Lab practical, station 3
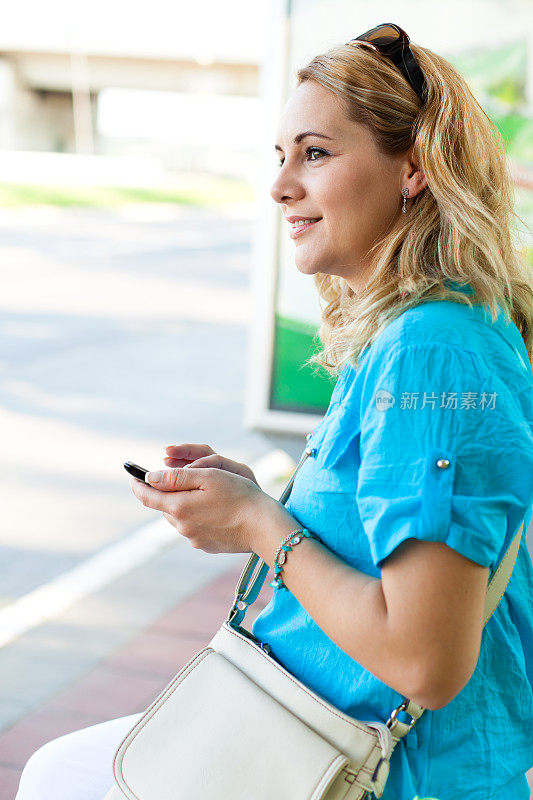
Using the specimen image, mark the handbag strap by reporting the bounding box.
[225,445,526,741]
[383,516,524,744]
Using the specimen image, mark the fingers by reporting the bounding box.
[163,446,254,483]
[164,453,257,485]
[163,455,215,468]
[165,444,216,463]
[183,455,244,475]
[129,476,171,512]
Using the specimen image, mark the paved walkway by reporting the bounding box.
[0,554,272,797]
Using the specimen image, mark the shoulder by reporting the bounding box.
[360,299,532,392]
[371,299,494,355]
[351,300,533,455]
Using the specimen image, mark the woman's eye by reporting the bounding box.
[277,147,328,168]
[306,146,326,161]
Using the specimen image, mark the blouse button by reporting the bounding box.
[436,458,450,469]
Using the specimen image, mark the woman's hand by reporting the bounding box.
[129,464,270,555]
[164,443,260,487]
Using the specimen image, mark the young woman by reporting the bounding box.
[16,23,533,800]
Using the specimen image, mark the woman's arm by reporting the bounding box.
[250,496,490,711]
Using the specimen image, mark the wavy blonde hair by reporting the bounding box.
[296,40,533,376]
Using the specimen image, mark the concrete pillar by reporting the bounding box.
[0,58,18,149]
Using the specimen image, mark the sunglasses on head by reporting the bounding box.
[346,23,428,106]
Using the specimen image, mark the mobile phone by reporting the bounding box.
[124,461,150,482]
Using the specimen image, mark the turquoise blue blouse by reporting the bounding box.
[252,292,533,800]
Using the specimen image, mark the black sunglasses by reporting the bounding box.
[346,23,428,106]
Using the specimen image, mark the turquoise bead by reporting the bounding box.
[269,579,278,588]
[281,545,291,552]
[274,563,282,574]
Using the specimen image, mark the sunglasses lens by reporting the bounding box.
[362,25,401,47]
[347,23,425,103]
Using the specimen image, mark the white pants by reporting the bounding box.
[15,714,143,800]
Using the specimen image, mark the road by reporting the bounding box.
[0,201,295,609]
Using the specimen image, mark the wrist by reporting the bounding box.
[270,527,320,591]
[247,492,303,566]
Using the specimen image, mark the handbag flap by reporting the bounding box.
[211,623,391,770]
[112,648,353,800]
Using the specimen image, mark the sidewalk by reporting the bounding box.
[0,453,297,798]
[0,555,272,797]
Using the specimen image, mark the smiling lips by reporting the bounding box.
[289,219,321,238]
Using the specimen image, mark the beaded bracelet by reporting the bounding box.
[270,528,320,591]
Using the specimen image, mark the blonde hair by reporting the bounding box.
[295,40,533,376]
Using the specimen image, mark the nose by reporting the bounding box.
[270,163,305,206]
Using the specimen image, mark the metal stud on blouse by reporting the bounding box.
[436,458,450,469]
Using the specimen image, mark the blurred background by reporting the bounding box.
[0,1,532,795]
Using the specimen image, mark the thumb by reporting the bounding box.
[145,467,201,491]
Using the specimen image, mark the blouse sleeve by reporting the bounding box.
[355,341,533,572]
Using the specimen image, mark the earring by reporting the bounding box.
[401,187,409,214]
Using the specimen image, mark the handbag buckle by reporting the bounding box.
[226,593,247,623]
[341,768,357,784]
[385,699,417,731]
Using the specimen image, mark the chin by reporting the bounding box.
[295,265,321,278]
[294,257,322,275]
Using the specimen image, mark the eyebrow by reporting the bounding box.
[274,131,334,153]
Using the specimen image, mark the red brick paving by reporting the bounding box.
[0,765,22,798]
[0,708,106,771]
[104,630,208,679]
[150,593,236,639]
[0,560,272,797]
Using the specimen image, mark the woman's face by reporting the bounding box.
[271,80,416,293]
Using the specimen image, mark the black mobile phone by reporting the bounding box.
[124,461,150,482]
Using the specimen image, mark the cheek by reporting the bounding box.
[325,181,373,241]
[324,163,376,221]
[325,168,362,209]
[337,171,397,239]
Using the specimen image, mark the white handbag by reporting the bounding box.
[104,444,525,800]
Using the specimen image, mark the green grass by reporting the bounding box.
[0,175,256,208]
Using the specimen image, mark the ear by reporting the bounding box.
[401,145,427,198]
